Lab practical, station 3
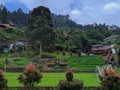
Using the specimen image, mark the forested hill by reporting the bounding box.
[0,6,81,28]
[52,14,82,29]
[9,12,80,29]
[7,10,120,35]
[1,6,120,34]
[1,6,120,52]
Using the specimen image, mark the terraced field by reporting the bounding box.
[0,51,105,70]
[46,52,105,70]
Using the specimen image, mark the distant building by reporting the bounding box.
[104,35,118,42]
[15,41,27,46]
[91,44,114,54]
[0,22,16,30]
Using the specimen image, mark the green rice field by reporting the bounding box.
[5,73,99,86]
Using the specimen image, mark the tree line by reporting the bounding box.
[0,5,120,53]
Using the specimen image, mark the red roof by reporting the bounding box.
[0,23,16,29]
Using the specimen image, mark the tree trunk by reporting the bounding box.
[26,42,29,56]
[39,41,42,63]
[13,39,16,50]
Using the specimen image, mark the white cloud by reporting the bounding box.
[46,0,74,15]
[69,9,82,20]
[70,9,82,16]
[13,0,75,15]
[17,0,39,10]
[103,2,120,13]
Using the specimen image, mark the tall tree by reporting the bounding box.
[28,6,55,61]
[0,7,8,23]
[9,8,29,27]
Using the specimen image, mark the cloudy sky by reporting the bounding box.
[1,0,120,26]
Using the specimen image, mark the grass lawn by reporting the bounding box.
[5,72,99,87]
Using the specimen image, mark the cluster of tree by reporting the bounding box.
[54,27,91,52]
[0,5,8,23]
[54,23,120,52]
[81,23,113,44]
[109,25,120,35]
[52,14,81,29]
[0,5,81,28]
[0,28,26,47]
[9,8,28,27]
[0,5,28,27]
[1,5,120,54]
[1,29,29,54]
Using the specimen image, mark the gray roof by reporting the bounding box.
[104,35,118,41]
[91,45,111,51]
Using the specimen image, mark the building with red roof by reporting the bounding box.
[91,44,114,54]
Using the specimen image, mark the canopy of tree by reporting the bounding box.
[0,5,120,52]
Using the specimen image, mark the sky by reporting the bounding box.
[0,0,120,26]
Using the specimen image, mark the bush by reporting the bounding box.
[55,44,66,51]
[0,69,8,89]
[18,64,43,86]
[47,62,56,67]
[13,58,29,65]
[58,67,83,90]
[41,53,56,58]
[58,80,83,90]
[62,50,66,56]
[101,75,120,90]
[98,65,120,90]
[59,62,67,66]
[65,67,73,81]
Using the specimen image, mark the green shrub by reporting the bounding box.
[47,62,56,67]
[58,80,83,90]
[41,53,56,58]
[0,62,4,68]
[58,67,83,90]
[62,50,66,56]
[101,75,120,90]
[59,62,67,66]
[55,44,66,51]
[14,60,28,65]
[65,68,73,81]
[98,65,120,90]
[18,64,43,86]
[0,69,8,89]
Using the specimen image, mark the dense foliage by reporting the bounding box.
[0,69,8,89]
[18,64,42,86]
[9,8,28,27]
[1,5,120,52]
[28,6,55,46]
[52,14,80,29]
[54,28,91,52]
[65,67,73,81]
[58,68,83,90]
[98,65,120,90]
